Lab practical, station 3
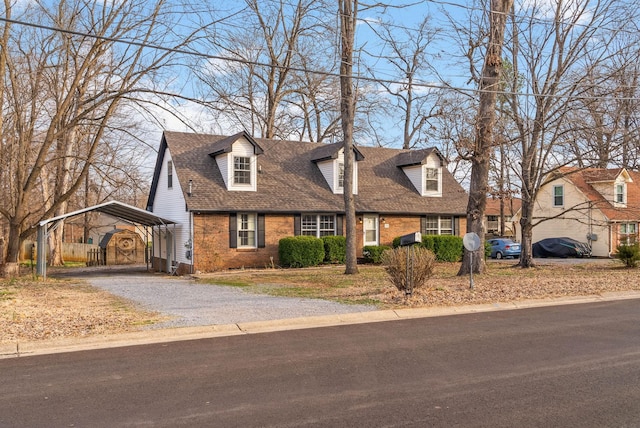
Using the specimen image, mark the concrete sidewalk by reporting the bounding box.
[3,290,640,359]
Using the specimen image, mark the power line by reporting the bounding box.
[2,11,640,103]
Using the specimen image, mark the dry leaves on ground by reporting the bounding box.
[0,278,160,344]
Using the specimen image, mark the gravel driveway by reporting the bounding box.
[58,266,376,329]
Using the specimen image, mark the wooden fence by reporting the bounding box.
[20,241,101,263]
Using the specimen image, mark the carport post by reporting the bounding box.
[36,224,47,278]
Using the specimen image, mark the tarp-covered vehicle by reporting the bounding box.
[532,237,592,258]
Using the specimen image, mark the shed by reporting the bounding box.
[99,229,146,265]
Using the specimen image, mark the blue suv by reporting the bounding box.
[488,238,521,259]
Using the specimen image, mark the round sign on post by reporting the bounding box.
[463,232,481,290]
[463,232,481,251]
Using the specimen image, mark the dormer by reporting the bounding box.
[209,131,264,192]
[311,142,364,194]
[585,168,632,208]
[396,148,446,197]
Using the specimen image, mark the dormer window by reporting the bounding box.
[311,143,362,195]
[209,131,263,192]
[338,162,345,189]
[234,156,251,185]
[396,147,445,197]
[425,168,439,192]
[615,183,625,204]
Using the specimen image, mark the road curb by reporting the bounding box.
[3,291,640,359]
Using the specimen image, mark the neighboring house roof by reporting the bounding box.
[485,197,521,216]
[558,167,640,222]
[149,131,468,216]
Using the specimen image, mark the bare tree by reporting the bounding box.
[366,15,444,149]
[458,0,513,276]
[0,0,190,276]
[192,0,338,141]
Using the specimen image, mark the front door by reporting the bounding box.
[363,214,379,247]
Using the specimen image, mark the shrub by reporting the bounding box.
[616,243,640,268]
[432,235,463,262]
[322,235,346,264]
[362,245,391,264]
[278,236,325,268]
[393,234,465,261]
[381,246,436,295]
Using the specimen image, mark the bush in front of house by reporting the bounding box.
[362,245,391,264]
[381,246,436,295]
[616,243,640,268]
[322,235,346,264]
[429,235,463,262]
[278,236,325,268]
[393,235,464,262]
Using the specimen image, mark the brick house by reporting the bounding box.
[515,167,640,257]
[146,131,468,273]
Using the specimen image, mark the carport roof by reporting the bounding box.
[39,200,176,228]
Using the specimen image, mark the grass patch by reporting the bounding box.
[200,279,252,288]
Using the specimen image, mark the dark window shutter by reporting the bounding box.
[229,213,237,248]
[420,216,427,234]
[257,214,265,248]
[294,214,301,236]
[336,215,344,236]
[454,217,460,236]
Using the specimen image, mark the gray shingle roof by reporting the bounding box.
[159,131,468,215]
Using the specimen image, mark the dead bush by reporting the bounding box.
[381,246,436,295]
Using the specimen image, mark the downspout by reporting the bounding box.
[189,211,194,274]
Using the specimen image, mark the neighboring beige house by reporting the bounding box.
[484,197,521,237]
[516,167,640,257]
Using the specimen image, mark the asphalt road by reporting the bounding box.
[2,299,640,427]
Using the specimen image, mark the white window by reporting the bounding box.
[553,185,564,207]
[237,213,256,248]
[167,160,173,189]
[615,184,625,204]
[302,214,336,237]
[338,162,345,189]
[440,217,453,235]
[423,216,454,235]
[233,156,251,185]
[425,168,439,192]
[619,223,637,245]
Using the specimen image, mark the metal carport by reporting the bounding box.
[36,201,176,278]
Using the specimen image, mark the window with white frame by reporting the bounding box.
[619,222,637,245]
[167,160,173,189]
[338,162,345,189]
[233,156,251,185]
[237,213,256,247]
[615,183,625,204]
[439,217,453,235]
[302,214,336,237]
[425,168,439,192]
[423,216,453,235]
[553,185,564,207]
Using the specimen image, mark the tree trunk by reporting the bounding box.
[458,0,513,276]
[339,0,358,275]
[518,195,536,267]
